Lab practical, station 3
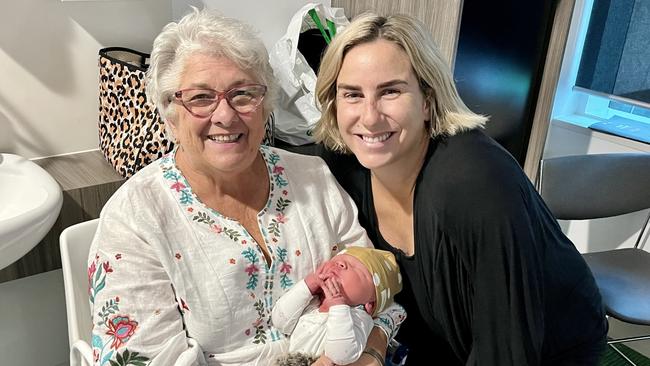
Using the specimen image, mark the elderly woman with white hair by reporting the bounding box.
[87,8,403,366]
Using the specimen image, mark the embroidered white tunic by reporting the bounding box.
[88,146,403,366]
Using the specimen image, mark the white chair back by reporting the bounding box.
[60,219,99,366]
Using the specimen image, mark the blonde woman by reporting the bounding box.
[314,13,607,366]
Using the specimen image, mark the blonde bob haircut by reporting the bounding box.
[315,13,487,152]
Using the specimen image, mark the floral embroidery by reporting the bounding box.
[162,166,193,205]
[89,256,112,304]
[267,218,282,237]
[115,254,122,260]
[160,147,301,346]
[373,304,407,342]
[266,152,288,188]
[170,181,186,192]
[106,349,149,366]
[252,299,267,344]
[193,211,215,225]
[242,248,260,289]
[193,212,242,241]
[275,197,290,212]
[220,227,242,242]
[103,261,113,273]
[295,250,301,256]
[106,315,138,349]
[275,247,293,289]
[175,252,181,260]
[267,199,291,239]
[93,296,149,365]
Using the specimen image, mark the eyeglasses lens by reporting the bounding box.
[181,85,266,117]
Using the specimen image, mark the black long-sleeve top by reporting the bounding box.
[320,129,607,365]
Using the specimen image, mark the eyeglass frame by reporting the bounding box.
[172,83,267,118]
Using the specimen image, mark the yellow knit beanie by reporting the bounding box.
[338,246,402,316]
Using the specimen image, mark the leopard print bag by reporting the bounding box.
[98,47,275,178]
[98,47,174,178]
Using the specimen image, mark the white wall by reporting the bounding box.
[0,0,172,160]
[173,0,331,50]
[0,0,331,160]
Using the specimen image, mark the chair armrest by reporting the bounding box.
[70,339,93,366]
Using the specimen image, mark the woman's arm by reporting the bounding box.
[89,208,205,366]
[456,173,545,365]
[466,208,545,366]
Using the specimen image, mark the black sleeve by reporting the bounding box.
[441,155,546,366]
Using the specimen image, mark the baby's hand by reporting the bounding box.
[321,278,346,307]
[307,262,332,295]
[304,272,323,295]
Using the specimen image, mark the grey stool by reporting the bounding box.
[538,153,650,365]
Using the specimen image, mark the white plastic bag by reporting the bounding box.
[270,3,349,145]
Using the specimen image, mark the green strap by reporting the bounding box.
[308,8,331,44]
[326,19,337,37]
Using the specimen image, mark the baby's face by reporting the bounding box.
[320,254,375,306]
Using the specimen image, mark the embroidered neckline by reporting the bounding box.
[159,146,294,287]
[159,146,279,221]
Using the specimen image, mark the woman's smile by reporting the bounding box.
[206,133,243,143]
[356,132,395,145]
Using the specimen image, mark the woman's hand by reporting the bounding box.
[310,352,382,366]
[311,355,335,366]
[347,352,383,366]
[349,327,388,366]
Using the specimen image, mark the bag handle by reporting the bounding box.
[282,3,347,66]
[307,8,336,44]
[99,47,150,71]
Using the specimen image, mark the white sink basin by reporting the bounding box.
[0,153,63,270]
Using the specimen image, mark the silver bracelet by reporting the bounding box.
[363,348,385,366]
